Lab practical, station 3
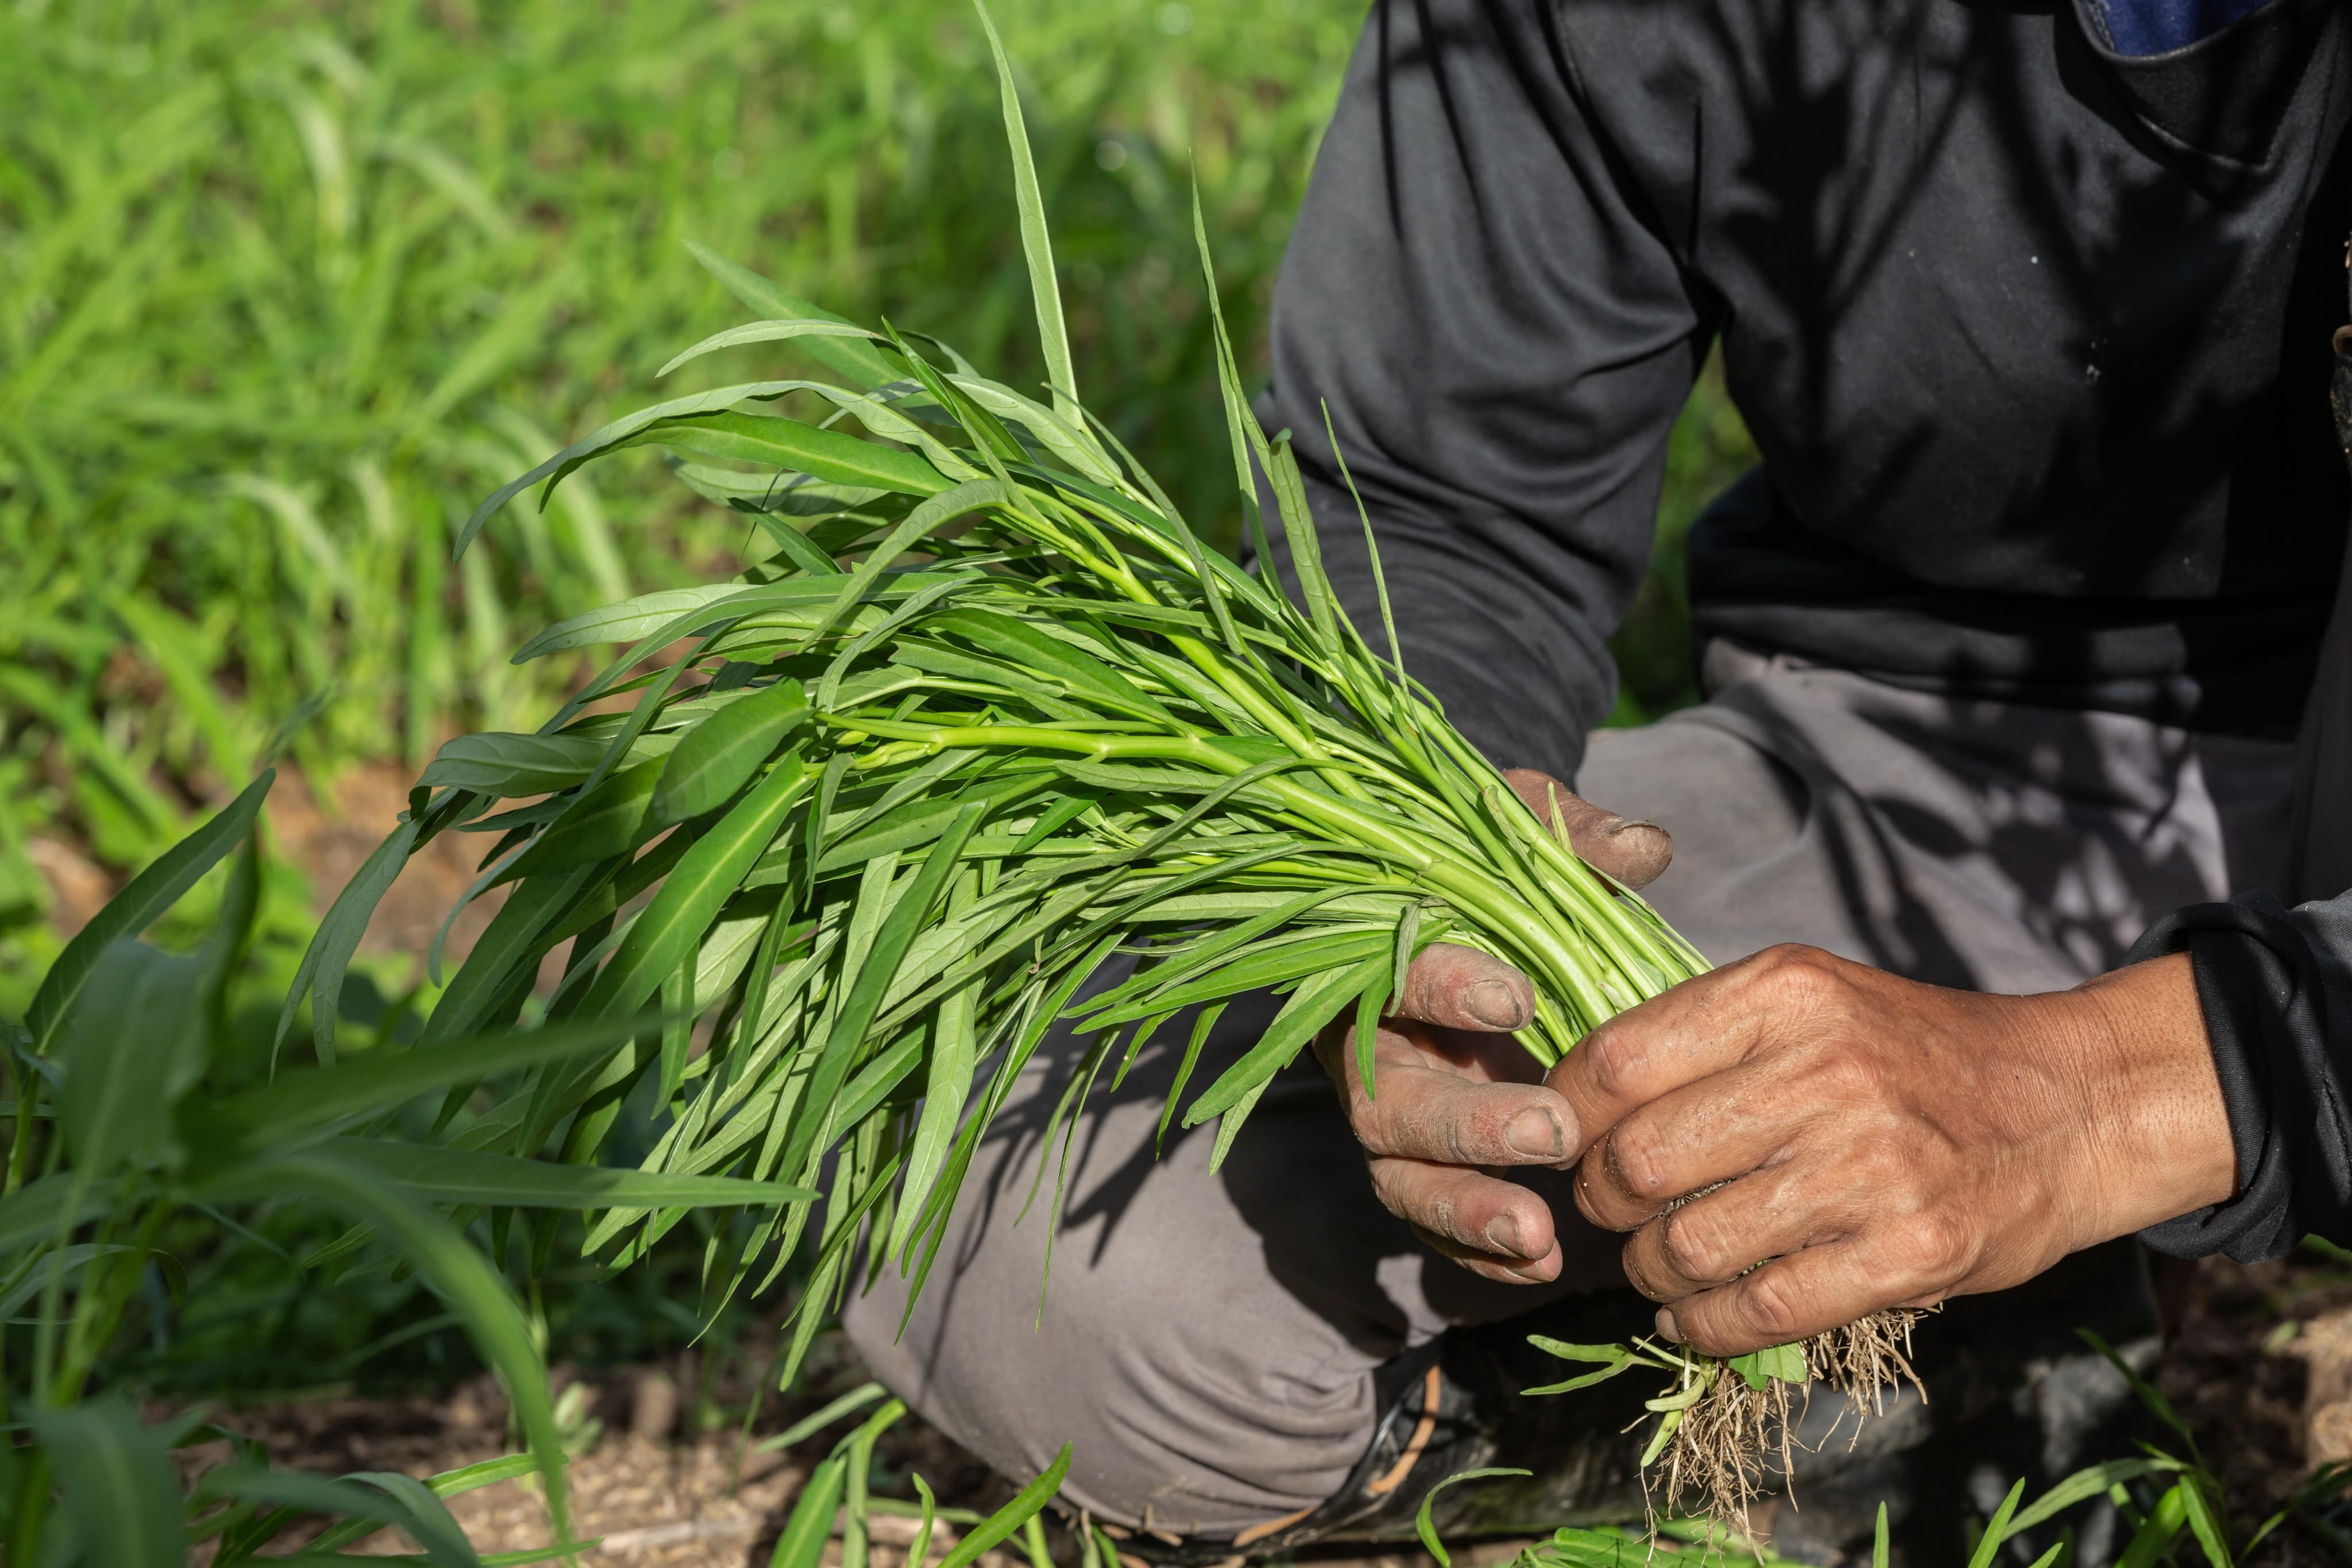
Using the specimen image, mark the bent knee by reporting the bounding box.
[841,1287,1374,1536]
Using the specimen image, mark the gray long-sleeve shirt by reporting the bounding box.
[1262,0,2350,785]
[1258,0,2352,1259]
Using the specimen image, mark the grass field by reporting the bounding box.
[0,0,1754,1012]
[20,12,2352,1566]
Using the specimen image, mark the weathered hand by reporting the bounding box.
[1545,945,2238,1354]
[1311,770,1672,1284]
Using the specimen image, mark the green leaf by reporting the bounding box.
[423,864,602,1045]
[417,732,608,795]
[458,379,808,556]
[576,756,813,1022]
[2178,1477,2232,1568]
[2007,1458,2167,1535]
[751,1381,889,1454]
[1414,1468,1531,1568]
[0,1174,109,1260]
[55,940,207,1175]
[505,761,663,877]
[206,1013,655,1151]
[815,767,1056,876]
[1351,951,1387,1101]
[1521,1338,1637,1397]
[929,607,1170,722]
[795,479,1007,653]
[659,318,893,378]
[277,815,421,1066]
[936,1442,1073,1568]
[2077,1327,2197,1448]
[1182,950,1387,1125]
[1190,176,1278,579]
[513,584,761,664]
[1727,1341,1808,1392]
[972,1,1077,422]
[774,802,991,1183]
[26,768,272,1051]
[682,242,904,391]
[756,513,848,574]
[324,1136,814,1207]
[622,409,948,498]
[32,1395,189,1567]
[2118,1481,2191,1568]
[892,968,978,1259]
[1096,927,1391,1025]
[953,375,1118,484]
[211,1151,572,1548]
[1965,1480,2028,1568]
[649,680,810,828]
[768,1454,846,1568]
[197,1462,479,1568]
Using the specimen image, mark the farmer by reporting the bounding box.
[848,0,2352,1557]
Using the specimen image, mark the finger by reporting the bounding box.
[1416,1225,1567,1286]
[1655,1232,1953,1357]
[1351,1060,1575,1167]
[1366,1157,1564,1281]
[1545,946,1841,1160]
[1570,1060,1805,1230]
[1502,768,1673,890]
[1616,1166,1851,1302]
[1396,942,1535,1032]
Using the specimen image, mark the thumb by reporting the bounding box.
[1503,768,1673,890]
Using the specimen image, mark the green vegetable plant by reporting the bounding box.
[0,775,815,1564]
[0,773,1088,1565]
[298,0,1900,1526]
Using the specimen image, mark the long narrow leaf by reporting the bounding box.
[28,769,272,1051]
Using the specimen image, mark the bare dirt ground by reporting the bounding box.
[161,1250,2352,1567]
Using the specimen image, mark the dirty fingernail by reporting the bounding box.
[1464,978,1527,1031]
[1484,1214,1525,1255]
[1656,1308,1682,1343]
[1504,1107,1565,1160]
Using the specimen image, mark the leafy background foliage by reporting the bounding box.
[0,0,1754,1010]
[8,4,2352,1564]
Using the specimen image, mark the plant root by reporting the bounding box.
[1648,1307,1931,1546]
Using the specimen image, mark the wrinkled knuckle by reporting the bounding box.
[1811,1045,1882,1104]
[1607,1121,1672,1199]
[1897,1213,1976,1283]
[1580,1023,1644,1101]
[1751,944,1840,1007]
[1736,1273,1806,1342]
[1661,1209,1729,1281]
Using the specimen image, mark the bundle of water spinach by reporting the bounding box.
[288,4,1913,1524]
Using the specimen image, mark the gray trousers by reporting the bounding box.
[842,648,2296,1537]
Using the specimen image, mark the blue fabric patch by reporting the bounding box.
[2100,0,2274,55]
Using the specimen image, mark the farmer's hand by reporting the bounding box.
[1311,769,1671,1285]
[1548,946,2238,1354]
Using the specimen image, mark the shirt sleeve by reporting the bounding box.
[2132,888,2352,1264]
[1255,0,1709,784]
